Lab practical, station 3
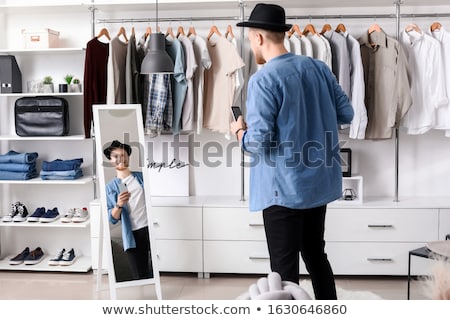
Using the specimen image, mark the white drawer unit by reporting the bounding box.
[203,240,271,274]
[326,242,433,275]
[151,206,203,273]
[326,208,439,242]
[155,240,202,273]
[203,207,264,241]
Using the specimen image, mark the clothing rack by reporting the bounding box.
[89,1,450,204]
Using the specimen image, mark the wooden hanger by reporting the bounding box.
[430,22,442,32]
[368,24,381,34]
[165,26,175,38]
[96,27,111,41]
[176,26,185,38]
[187,25,197,37]
[225,24,235,39]
[117,26,128,42]
[405,23,421,33]
[145,26,152,39]
[288,24,302,38]
[320,23,332,34]
[302,24,317,36]
[207,25,222,40]
[335,23,347,33]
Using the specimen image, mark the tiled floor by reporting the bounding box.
[0,271,430,300]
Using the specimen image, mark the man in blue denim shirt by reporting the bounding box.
[104,140,152,280]
[232,3,354,299]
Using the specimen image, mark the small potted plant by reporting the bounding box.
[69,78,82,93]
[60,74,73,93]
[42,76,54,93]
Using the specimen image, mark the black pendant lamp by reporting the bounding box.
[141,0,174,74]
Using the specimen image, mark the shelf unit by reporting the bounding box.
[0,7,93,272]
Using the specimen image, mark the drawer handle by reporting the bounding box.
[248,223,264,227]
[368,224,394,228]
[367,258,394,262]
[249,256,270,260]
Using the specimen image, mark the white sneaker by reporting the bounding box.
[61,208,75,223]
[72,207,89,223]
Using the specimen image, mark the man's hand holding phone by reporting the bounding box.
[230,106,247,139]
[117,182,130,209]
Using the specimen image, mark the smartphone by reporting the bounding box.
[231,106,242,121]
[118,182,128,193]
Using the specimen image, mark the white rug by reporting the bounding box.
[299,280,383,300]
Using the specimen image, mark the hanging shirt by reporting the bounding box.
[289,35,302,55]
[399,29,448,135]
[110,36,128,104]
[359,29,412,139]
[203,36,245,135]
[322,30,351,99]
[429,27,450,135]
[299,35,313,57]
[229,37,246,112]
[339,30,368,139]
[178,35,198,132]
[307,34,329,66]
[166,36,187,135]
[319,34,333,70]
[83,37,109,138]
[283,36,291,52]
[189,34,212,135]
[125,33,141,104]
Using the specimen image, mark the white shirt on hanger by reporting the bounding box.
[289,35,302,55]
[299,35,313,57]
[400,29,448,135]
[429,26,450,136]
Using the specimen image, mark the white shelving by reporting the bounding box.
[0,13,93,272]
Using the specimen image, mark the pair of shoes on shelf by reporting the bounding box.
[48,248,76,266]
[27,207,60,223]
[9,247,45,265]
[2,202,28,222]
[61,208,89,223]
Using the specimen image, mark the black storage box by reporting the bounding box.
[14,96,69,136]
[0,55,22,93]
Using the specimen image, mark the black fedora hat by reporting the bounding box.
[103,140,132,160]
[236,3,292,32]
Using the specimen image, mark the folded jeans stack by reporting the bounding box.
[0,150,39,180]
[40,158,84,180]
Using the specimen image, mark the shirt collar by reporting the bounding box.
[359,28,388,49]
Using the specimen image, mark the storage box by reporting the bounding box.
[0,55,22,93]
[21,28,60,49]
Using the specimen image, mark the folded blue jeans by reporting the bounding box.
[41,158,84,171]
[0,150,38,164]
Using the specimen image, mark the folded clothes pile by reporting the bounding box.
[40,158,84,180]
[0,150,38,180]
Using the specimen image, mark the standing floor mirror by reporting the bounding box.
[93,104,162,300]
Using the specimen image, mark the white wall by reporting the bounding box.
[3,1,450,200]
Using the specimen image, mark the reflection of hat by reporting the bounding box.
[103,140,132,160]
[236,3,292,32]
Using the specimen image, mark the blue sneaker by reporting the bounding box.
[39,208,60,223]
[9,247,30,265]
[24,247,45,265]
[59,248,76,266]
[27,207,46,222]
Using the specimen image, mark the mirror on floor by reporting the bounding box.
[92,104,161,299]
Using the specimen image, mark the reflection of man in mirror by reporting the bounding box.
[104,140,152,280]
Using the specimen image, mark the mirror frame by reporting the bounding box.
[93,104,162,300]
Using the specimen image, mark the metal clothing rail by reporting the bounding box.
[95,13,450,25]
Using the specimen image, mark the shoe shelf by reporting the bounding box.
[0,255,91,273]
[0,220,90,228]
[0,177,93,185]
